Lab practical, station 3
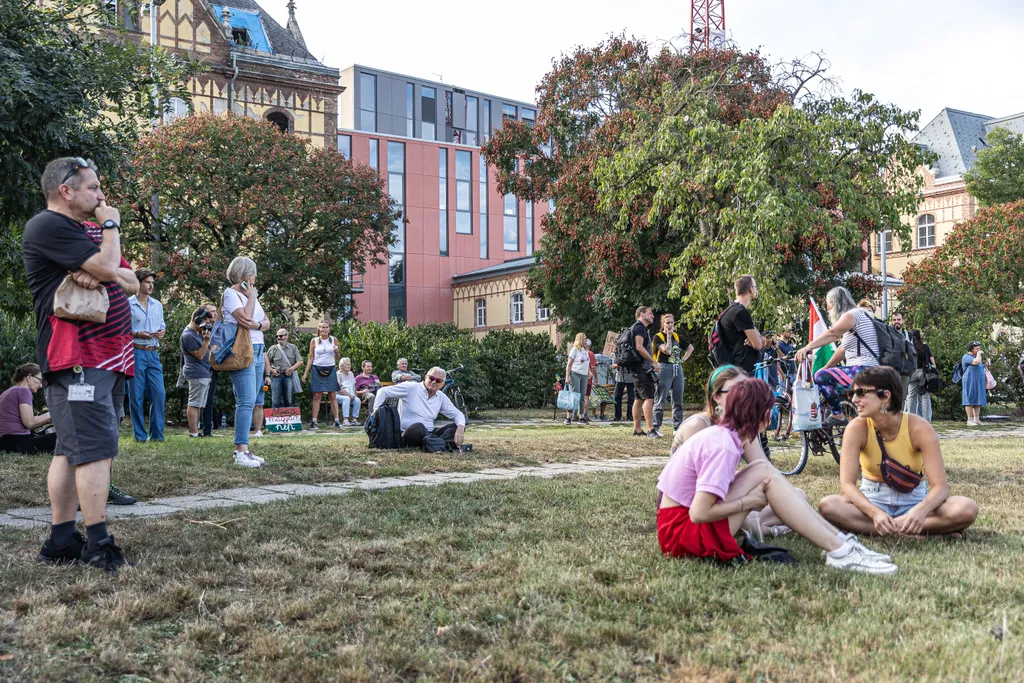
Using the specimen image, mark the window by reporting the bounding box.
[359,73,376,132]
[525,201,534,256]
[465,96,478,146]
[421,87,436,140]
[387,141,406,320]
[163,97,189,125]
[522,108,536,127]
[337,133,351,158]
[536,299,550,322]
[510,292,525,324]
[479,156,489,259]
[104,0,138,29]
[875,230,893,254]
[369,139,379,171]
[502,103,518,121]
[482,100,491,142]
[406,83,414,137]
[439,149,448,256]
[455,150,472,234]
[917,214,936,249]
[503,161,519,251]
[232,28,252,47]
[475,299,486,327]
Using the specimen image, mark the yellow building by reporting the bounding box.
[100,0,342,149]
[451,257,559,343]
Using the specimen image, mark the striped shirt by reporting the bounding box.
[842,308,880,367]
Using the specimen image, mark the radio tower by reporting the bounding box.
[690,0,726,51]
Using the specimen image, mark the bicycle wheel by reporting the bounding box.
[769,431,808,475]
[451,387,467,415]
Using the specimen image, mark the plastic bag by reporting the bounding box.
[985,368,997,390]
[792,360,822,431]
[556,389,580,411]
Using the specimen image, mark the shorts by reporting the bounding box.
[860,478,927,518]
[657,504,746,562]
[187,377,211,408]
[44,367,124,467]
[634,367,656,401]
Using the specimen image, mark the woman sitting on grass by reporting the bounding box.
[818,366,979,538]
[657,377,898,574]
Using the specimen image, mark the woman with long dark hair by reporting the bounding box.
[906,330,936,421]
[657,377,896,573]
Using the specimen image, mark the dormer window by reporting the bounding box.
[232,27,251,46]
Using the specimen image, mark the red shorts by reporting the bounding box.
[657,505,746,562]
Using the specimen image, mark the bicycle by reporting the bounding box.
[411,364,469,414]
[778,363,857,476]
[753,358,805,475]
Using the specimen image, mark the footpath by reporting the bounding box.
[2,425,1021,530]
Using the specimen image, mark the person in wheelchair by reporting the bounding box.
[818,366,978,539]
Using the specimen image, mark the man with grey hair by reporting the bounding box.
[22,157,139,573]
[391,358,421,384]
[373,366,466,448]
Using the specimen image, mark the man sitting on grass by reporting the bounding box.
[373,366,466,449]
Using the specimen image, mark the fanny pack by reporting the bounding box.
[874,428,923,493]
[316,366,333,378]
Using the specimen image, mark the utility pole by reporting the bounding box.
[690,0,726,52]
[879,230,889,319]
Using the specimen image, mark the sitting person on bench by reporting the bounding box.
[372,366,466,448]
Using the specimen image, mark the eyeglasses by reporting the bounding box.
[61,157,92,186]
[850,388,887,399]
[427,375,445,384]
[32,376,43,383]
[277,334,287,338]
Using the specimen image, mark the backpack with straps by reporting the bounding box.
[614,325,642,368]
[951,360,964,385]
[708,309,732,368]
[850,316,917,376]
[365,404,403,449]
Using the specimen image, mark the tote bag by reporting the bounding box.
[209,317,254,372]
[791,360,822,431]
[556,389,581,411]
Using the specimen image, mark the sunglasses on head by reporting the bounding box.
[850,387,887,399]
[61,157,92,186]
[427,375,445,384]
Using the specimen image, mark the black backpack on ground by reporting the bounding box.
[365,404,403,449]
[850,317,917,376]
[614,325,642,368]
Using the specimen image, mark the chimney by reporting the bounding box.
[285,0,307,49]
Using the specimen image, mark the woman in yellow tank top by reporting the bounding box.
[819,366,978,538]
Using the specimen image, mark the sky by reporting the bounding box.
[260,0,1024,129]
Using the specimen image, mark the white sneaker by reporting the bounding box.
[647,429,664,439]
[247,451,265,464]
[837,532,891,562]
[233,451,261,468]
[826,538,897,575]
[253,430,264,438]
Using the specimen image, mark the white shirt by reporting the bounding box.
[568,346,589,376]
[222,288,267,345]
[373,381,467,432]
[312,336,336,366]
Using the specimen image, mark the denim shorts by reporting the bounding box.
[860,478,927,518]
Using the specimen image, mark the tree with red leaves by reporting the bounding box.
[483,37,925,338]
[109,114,398,321]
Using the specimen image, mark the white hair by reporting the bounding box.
[427,366,446,379]
[826,286,858,325]
[338,357,351,370]
[226,256,257,284]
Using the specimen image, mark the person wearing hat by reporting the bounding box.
[267,329,303,408]
[961,341,988,426]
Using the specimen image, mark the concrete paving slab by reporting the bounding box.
[105,503,184,518]
[174,498,255,511]
[153,495,217,507]
[351,477,423,490]
[257,484,341,497]
[213,488,294,503]
[5,507,52,521]
[0,514,49,529]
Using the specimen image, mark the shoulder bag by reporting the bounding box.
[210,291,254,372]
[874,428,923,494]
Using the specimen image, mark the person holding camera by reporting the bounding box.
[267,329,303,408]
[180,304,216,438]
[302,321,342,429]
[222,257,270,468]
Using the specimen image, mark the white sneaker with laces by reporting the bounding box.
[253,430,264,438]
[233,451,261,468]
[247,451,265,465]
[837,532,891,563]
[826,538,897,575]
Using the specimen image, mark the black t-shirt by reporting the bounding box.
[917,344,933,371]
[631,320,652,369]
[653,332,690,363]
[718,302,759,373]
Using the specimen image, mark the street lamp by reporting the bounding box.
[879,228,888,319]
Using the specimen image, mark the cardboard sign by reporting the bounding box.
[265,407,302,433]
[602,331,618,357]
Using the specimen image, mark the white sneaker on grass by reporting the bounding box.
[837,532,891,563]
[253,430,263,438]
[248,451,265,465]
[233,451,262,468]
[825,538,897,575]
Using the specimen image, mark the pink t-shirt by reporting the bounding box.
[0,385,32,437]
[657,425,743,507]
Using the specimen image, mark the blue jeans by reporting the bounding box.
[860,479,927,518]
[271,374,294,408]
[229,343,265,446]
[130,348,166,441]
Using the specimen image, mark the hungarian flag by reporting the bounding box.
[809,297,835,376]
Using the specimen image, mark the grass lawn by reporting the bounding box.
[1,429,1022,680]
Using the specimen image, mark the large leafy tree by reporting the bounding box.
[964,127,1024,207]
[483,38,924,339]
[109,114,399,321]
[0,0,197,313]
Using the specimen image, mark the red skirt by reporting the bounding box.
[657,505,746,562]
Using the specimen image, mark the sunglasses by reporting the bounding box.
[277,334,288,337]
[850,387,887,399]
[427,375,445,384]
[61,157,92,186]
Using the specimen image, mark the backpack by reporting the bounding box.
[614,325,642,368]
[924,365,942,393]
[707,309,732,368]
[951,360,964,385]
[365,404,403,449]
[850,316,917,376]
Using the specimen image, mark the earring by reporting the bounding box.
[714,405,724,416]
[880,407,887,414]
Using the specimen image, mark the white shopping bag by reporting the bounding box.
[792,360,822,431]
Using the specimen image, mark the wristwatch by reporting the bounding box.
[101,219,120,230]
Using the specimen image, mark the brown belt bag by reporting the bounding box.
[874,428,924,493]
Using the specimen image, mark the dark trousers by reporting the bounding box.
[402,421,458,448]
[0,432,57,455]
[201,373,217,436]
[612,381,635,421]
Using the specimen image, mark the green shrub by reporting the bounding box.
[479,330,561,408]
